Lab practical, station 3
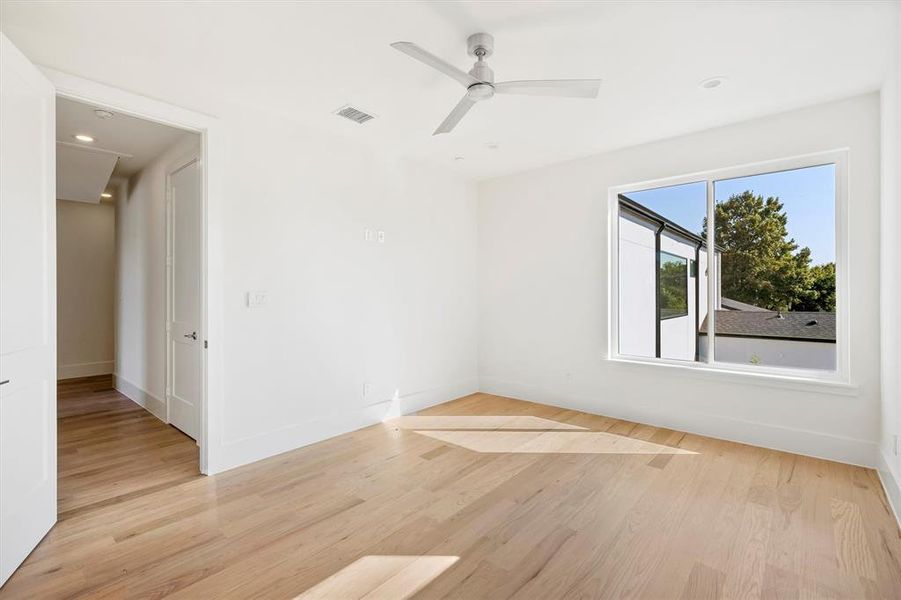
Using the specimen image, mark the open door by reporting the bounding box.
[167,159,202,440]
[0,34,57,586]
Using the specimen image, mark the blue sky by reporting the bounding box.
[625,164,836,265]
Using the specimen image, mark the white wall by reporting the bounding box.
[56,199,115,379]
[479,93,882,467]
[215,105,478,470]
[115,134,198,419]
[878,3,901,521]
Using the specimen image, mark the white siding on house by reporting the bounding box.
[699,335,836,370]
[618,212,656,358]
[659,232,697,361]
[618,211,708,362]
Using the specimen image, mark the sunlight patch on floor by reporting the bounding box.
[294,555,458,600]
[389,415,586,430]
[415,430,697,455]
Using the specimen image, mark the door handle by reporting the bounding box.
[0,380,8,386]
[184,332,197,340]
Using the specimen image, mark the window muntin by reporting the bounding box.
[658,251,688,320]
[613,156,841,379]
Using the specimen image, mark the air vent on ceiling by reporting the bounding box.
[335,105,376,125]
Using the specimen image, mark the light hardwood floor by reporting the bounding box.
[1,377,899,598]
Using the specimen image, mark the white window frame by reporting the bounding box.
[608,149,851,387]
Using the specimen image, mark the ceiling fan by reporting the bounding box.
[391,33,601,135]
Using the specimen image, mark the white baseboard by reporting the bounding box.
[479,375,878,469]
[877,448,901,528]
[113,373,167,423]
[212,378,478,474]
[58,360,114,380]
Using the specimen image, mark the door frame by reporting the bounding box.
[165,156,201,439]
[45,68,224,474]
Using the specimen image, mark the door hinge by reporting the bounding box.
[204,340,208,349]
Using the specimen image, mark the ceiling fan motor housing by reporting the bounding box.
[467,32,494,58]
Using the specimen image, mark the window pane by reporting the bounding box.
[708,164,836,371]
[617,182,706,362]
[659,252,688,320]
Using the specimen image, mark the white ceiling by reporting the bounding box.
[56,96,194,179]
[3,1,896,180]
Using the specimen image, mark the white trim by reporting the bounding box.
[57,361,113,380]
[217,378,478,473]
[605,356,858,396]
[114,373,167,422]
[479,375,876,468]
[608,149,851,387]
[44,68,223,474]
[876,448,901,529]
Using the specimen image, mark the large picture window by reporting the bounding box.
[612,152,845,380]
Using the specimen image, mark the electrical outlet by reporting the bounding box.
[363,382,372,400]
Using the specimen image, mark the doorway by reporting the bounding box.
[0,36,222,585]
[54,96,204,511]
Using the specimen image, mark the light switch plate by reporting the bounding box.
[377,230,385,243]
[247,291,269,308]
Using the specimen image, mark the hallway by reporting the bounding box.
[56,375,200,519]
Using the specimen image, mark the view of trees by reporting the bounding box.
[659,253,688,318]
[702,191,835,312]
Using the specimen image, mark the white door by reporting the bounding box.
[0,34,57,586]
[167,160,201,440]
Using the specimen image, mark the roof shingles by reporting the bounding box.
[700,310,835,342]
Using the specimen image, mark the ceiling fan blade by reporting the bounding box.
[391,42,480,88]
[494,79,601,98]
[433,95,476,135]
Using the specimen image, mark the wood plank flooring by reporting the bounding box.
[1,379,899,598]
[55,375,200,519]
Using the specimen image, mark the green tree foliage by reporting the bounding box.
[792,262,836,311]
[659,255,688,318]
[701,191,835,312]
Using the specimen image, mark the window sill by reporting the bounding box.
[604,355,859,397]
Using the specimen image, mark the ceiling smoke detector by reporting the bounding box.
[699,76,727,90]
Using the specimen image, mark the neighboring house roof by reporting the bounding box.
[699,310,836,342]
[720,297,769,312]
[618,195,722,251]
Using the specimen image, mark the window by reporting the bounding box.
[658,252,688,320]
[612,152,845,381]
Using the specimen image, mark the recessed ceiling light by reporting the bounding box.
[100,193,112,198]
[486,142,500,150]
[454,156,465,161]
[93,109,114,119]
[74,134,94,142]
[699,76,727,90]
